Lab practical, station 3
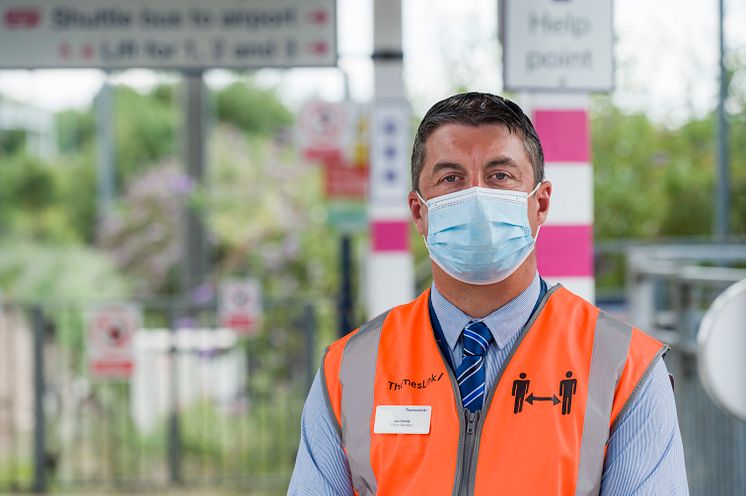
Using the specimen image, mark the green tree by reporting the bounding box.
[214,81,293,137]
[114,85,179,183]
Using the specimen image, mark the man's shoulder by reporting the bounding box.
[330,290,430,351]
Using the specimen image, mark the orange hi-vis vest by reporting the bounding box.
[321,285,668,496]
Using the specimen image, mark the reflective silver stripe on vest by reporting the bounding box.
[339,310,389,496]
[574,312,633,496]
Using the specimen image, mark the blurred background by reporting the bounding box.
[0,0,744,494]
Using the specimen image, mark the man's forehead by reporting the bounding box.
[422,123,529,163]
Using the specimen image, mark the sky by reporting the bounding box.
[0,0,745,124]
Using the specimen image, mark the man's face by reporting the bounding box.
[408,123,551,238]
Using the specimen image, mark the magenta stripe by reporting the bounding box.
[536,225,593,277]
[533,110,590,162]
[372,221,409,252]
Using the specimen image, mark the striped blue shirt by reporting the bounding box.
[288,275,689,495]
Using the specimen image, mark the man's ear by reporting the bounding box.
[408,191,427,236]
[535,180,552,227]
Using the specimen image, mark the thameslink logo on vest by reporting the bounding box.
[388,373,445,391]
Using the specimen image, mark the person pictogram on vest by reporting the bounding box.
[559,370,577,415]
[511,372,530,414]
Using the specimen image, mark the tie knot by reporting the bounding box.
[463,321,493,357]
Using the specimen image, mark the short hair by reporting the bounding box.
[410,92,545,192]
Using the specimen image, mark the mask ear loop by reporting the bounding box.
[529,180,545,241]
[414,191,433,254]
[528,180,544,198]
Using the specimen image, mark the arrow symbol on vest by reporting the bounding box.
[526,393,560,406]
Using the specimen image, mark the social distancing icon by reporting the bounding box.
[511,370,577,415]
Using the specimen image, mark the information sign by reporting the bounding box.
[501,0,613,92]
[0,0,336,69]
[87,303,140,379]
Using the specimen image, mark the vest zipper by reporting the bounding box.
[456,408,480,496]
[444,285,555,496]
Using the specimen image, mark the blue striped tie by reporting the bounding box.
[456,321,493,412]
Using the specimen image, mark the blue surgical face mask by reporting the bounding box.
[418,183,542,285]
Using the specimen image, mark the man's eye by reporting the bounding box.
[494,172,509,180]
[443,175,457,182]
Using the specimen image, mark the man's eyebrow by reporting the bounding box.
[486,157,521,168]
[430,161,467,175]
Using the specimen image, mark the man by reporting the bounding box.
[289,92,688,495]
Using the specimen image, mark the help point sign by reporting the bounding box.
[501,0,613,92]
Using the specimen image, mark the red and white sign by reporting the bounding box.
[297,99,370,201]
[322,151,369,200]
[219,279,263,335]
[87,304,140,379]
[298,100,367,161]
[298,100,346,162]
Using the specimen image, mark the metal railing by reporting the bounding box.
[625,243,746,496]
[0,295,330,494]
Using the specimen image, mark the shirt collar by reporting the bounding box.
[430,272,541,351]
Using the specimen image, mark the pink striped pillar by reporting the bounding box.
[524,95,595,301]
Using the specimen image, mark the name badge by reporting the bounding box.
[373,405,432,434]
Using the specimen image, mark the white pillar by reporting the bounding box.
[366,0,414,317]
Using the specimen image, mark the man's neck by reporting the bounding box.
[432,257,538,319]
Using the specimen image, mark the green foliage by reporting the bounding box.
[0,236,129,300]
[0,151,97,243]
[214,82,293,137]
[0,129,26,155]
[114,85,179,182]
[591,96,746,240]
[0,154,62,240]
[57,154,98,243]
[97,159,189,295]
[207,125,336,299]
[0,154,56,210]
[592,100,669,239]
[57,108,95,155]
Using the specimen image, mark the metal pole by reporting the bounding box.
[338,235,354,336]
[715,0,730,242]
[338,70,355,337]
[96,73,116,219]
[30,307,46,493]
[181,71,209,297]
[167,307,182,485]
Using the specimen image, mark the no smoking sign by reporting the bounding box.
[219,279,263,335]
[87,304,141,379]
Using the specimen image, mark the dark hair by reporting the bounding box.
[410,92,544,192]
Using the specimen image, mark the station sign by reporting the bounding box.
[87,303,140,380]
[219,279,263,336]
[501,0,613,92]
[0,0,336,69]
